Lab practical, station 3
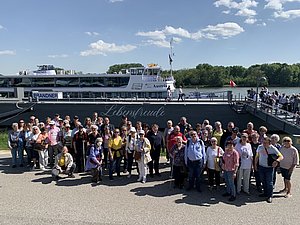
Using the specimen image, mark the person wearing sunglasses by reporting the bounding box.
[278,137,299,198]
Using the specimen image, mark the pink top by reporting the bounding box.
[48,126,60,146]
[222,149,239,172]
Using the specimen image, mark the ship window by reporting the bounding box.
[130,69,137,75]
[0,78,9,87]
[79,77,93,87]
[31,78,55,87]
[137,69,144,75]
[92,77,105,87]
[12,78,31,87]
[56,77,79,87]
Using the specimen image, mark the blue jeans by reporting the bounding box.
[109,157,121,179]
[11,146,24,166]
[224,171,236,197]
[187,159,203,191]
[259,165,274,198]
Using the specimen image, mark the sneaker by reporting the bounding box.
[228,196,236,201]
[31,165,36,171]
[267,197,272,203]
[142,179,146,183]
[123,169,128,173]
[40,167,46,171]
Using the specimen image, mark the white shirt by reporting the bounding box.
[235,142,253,169]
[206,146,224,170]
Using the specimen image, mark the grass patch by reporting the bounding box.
[0,130,8,150]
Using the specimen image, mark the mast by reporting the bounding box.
[169,37,174,77]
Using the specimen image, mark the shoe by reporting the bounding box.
[40,167,46,171]
[267,197,272,203]
[259,194,267,197]
[257,186,263,193]
[31,165,36,171]
[222,193,231,197]
[19,164,24,167]
[127,174,131,178]
[284,193,292,198]
[68,174,75,178]
[12,165,16,168]
[228,196,236,201]
[123,169,127,173]
[142,180,146,184]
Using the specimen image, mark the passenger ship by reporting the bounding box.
[0,64,176,99]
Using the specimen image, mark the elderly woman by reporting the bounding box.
[254,137,283,203]
[222,141,239,201]
[33,127,49,170]
[270,134,281,187]
[108,128,123,180]
[8,123,23,168]
[125,127,138,178]
[212,121,223,146]
[206,137,224,191]
[85,138,103,183]
[279,137,299,198]
[170,136,186,189]
[135,130,152,183]
[235,133,253,195]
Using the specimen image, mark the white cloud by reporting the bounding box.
[0,50,16,55]
[85,31,99,36]
[245,17,258,24]
[214,0,258,24]
[48,54,69,58]
[136,22,244,47]
[80,40,136,56]
[265,0,300,20]
[0,24,4,30]
[274,9,300,18]
[201,22,245,39]
[222,10,231,14]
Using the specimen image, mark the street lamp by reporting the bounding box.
[255,76,267,113]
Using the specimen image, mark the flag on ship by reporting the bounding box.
[169,54,173,65]
[230,80,237,87]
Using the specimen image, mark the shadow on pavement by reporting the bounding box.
[0,157,29,174]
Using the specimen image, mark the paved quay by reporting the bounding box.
[0,151,299,225]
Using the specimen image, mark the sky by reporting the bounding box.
[0,0,300,74]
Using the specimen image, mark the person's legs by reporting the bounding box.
[142,163,147,182]
[215,171,221,187]
[38,150,45,169]
[109,158,115,180]
[254,169,262,190]
[243,169,251,193]
[259,166,267,196]
[116,157,121,176]
[148,158,154,176]
[127,153,134,175]
[137,161,143,181]
[154,152,160,175]
[208,168,214,187]
[195,160,202,192]
[11,147,17,167]
[187,160,194,189]
[223,171,231,194]
[237,168,242,193]
[48,146,54,165]
[68,163,76,175]
[173,165,180,186]
[264,167,274,198]
[227,171,236,197]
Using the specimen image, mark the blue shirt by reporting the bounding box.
[184,138,206,164]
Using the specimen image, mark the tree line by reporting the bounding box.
[107,63,300,87]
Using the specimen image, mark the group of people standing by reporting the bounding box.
[7,114,299,204]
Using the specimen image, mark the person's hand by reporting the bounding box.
[272,161,279,168]
[233,173,237,178]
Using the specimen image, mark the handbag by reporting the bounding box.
[214,147,223,171]
[134,151,142,161]
[33,142,44,151]
[265,147,279,167]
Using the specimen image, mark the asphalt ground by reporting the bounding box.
[0,151,299,225]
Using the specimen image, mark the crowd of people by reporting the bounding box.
[7,113,299,203]
[247,87,300,124]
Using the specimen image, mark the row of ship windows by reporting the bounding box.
[0,77,130,87]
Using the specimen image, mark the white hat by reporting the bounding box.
[139,130,145,135]
[130,127,136,133]
[49,121,55,125]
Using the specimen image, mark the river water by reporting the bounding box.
[183,87,300,98]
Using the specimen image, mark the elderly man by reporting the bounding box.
[48,120,61,166]
[52,146,76,181]
[8,123,24,168]
[184,130,206,192]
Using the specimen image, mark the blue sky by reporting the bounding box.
[0,0,300,74]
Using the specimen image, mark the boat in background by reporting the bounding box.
[0,64,176,100]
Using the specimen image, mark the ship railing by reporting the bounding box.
[141,76,175,82]
[245,97,300,127]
